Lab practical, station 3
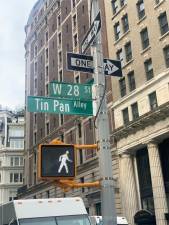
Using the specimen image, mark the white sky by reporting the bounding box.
[0,0,36,110]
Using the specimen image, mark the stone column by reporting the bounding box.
[147,141,168,225]
[120,153,139,225]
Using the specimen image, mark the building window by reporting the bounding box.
[60,114,64,125]
[149,91,158,110]
[34,46,37,57]
[59,52,62,64]
[45,31,48,43]
[45,48,48,60]
[80,177,84,192]
[72,0,76,8]
[34,114,37,124]
[111,0,118,14]
[125,41,132,62]
[136,148,154,212]
[83,25,86,34]
[89,118,92,130]
[114,22,120,41]
[20,173,23,182]
[140,27,149,50]
[58,15,61,26]
[45,83,49,96]
[46,190,50,198]
[34,132,37,145]
[79,150,83,164]
[74,34,78,47]
[159,139,169,201]
[59,70,63,82]
[78,122,82,138]
[82,5,85,14]
[46,122,49,135]
[75,75,80,83]
[46,66,48,79]
[131,102,139,120]
[158,12,169,36]
[40,128,43,138]
[66,24,69,32]
[34,78,37,90]
[34,62,37,73]
[53,59,55,67]
[122,107,129,124]
[137,0,145,20]
[120,0,126,7]
[58,33,61,45]
[144,58,154,80]
[119,77,126,97]
[128,71,136,91]
[122,14,129,33]
[73,14,77,29]
[10,139,24,149]
[14,157,19,166]
[163,46,169,68]
[14,173,19,182]
[60,134,64,142]
[116,48,124,66]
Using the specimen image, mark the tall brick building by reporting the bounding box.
[22,0,121,217]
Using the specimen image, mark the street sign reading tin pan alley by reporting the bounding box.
[27,96,93,116]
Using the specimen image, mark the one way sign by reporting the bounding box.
[104,59,122,77]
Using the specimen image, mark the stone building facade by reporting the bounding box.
[0,110,24,204]
[104,0,169,225]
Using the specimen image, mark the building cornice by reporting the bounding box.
[111,101,169,141]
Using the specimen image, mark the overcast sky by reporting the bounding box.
[0,0,36,110]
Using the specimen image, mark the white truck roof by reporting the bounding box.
[13,197,87,219]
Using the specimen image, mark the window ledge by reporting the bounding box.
[114,30,130,45]
[140,46,151,55]
[137,15,147,25]
[159,30,169,41]
[154,0,166,9]
[122,59,134,69]
[112,4,127,20]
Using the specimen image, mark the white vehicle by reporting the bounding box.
[90,216,128,225]
[0,197,91,225]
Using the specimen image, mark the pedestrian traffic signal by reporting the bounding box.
[38,144,75,180]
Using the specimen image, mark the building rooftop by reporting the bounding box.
[27,0,44,26]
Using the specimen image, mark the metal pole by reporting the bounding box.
[90,1,117,225]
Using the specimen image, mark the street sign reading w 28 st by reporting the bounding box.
[50,81,92,100]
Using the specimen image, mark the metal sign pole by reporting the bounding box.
[91,0,117,225]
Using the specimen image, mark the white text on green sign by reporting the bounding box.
[50,82,92,100]
[27,96,93,116]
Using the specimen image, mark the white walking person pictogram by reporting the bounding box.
[58,151,72,174]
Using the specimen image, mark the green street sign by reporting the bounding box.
[49,81,92,100]
[27,96,93,116]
